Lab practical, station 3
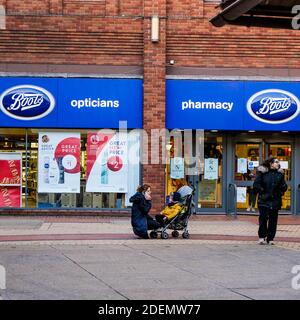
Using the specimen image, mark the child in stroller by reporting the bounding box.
[150,186,194,239]
[155,192,182,228]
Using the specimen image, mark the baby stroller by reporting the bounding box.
[149,187,195,239]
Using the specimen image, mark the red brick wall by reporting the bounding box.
[49,0,63,14]
[105,0,119,16]
[63,0,106,16]
[167,0,203,18]
[166,2,300,68]
[0,0,144,66]
[1,1,299,68]
[6,0,49,14]
[143,0,167,212]
[120,0,143,16]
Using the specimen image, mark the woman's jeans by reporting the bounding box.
[258,206,279,242]
[147,216,160,230]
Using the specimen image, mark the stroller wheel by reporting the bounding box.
[149,231,158,239]
[182,231,190,239]
[161,232,169,240]
[172,231,179,238]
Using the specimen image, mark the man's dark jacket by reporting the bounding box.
[253,166,288,210]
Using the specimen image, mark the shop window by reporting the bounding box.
[0,128,140,210]
[0,129,26,208]
[165,134,186,196]
[165,132,223,210]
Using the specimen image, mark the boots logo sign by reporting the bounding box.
[247,89,300,124]
[0,85,55,121]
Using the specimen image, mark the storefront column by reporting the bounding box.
[294,136,300,215]
[225,134,234,214]
[143,0,166,212]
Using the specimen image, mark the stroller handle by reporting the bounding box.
[188,183,196,194]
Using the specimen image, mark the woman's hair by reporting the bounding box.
[174,178,187,190]
[262,156,278,169]
[137,184,151,193]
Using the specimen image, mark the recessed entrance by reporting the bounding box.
[166,132,298,215]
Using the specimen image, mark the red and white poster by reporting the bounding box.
[0,153,22,208]
[86,131,128,193]
[38,132,81,193]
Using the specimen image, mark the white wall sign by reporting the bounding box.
[237,158,247,174]
[170,157,184,179]
[204,158,218,180]
[237,187,247,203]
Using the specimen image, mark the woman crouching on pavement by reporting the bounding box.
[253,157,287,245]
[129,184,160,239]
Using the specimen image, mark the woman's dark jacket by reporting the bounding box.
[253,166,288,210]
[129,192,152,238]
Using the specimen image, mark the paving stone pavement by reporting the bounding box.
[0,215,299,251]
[0,243,300,300]
[0,215,300,300]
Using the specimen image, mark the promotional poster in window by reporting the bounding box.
[0,153,22,207]
[38,132,81,193]
[86,131,128,193]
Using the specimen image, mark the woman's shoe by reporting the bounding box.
[258,238,267,245]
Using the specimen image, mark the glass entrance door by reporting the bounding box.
[197,135,224,210]
[233,140,293,214]
[234,142,262,213]
[266,143,292,211]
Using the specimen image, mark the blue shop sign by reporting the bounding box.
[166,80,300,131]
[0,77,142,128]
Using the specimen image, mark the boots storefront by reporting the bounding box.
[0,77,142,211]
[2,77,300,215]
[166,79,300,215]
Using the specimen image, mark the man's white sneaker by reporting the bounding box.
[246,207,251,212]
[251,208,256,212]
[258,238,266,245]
[268,241,275,245]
